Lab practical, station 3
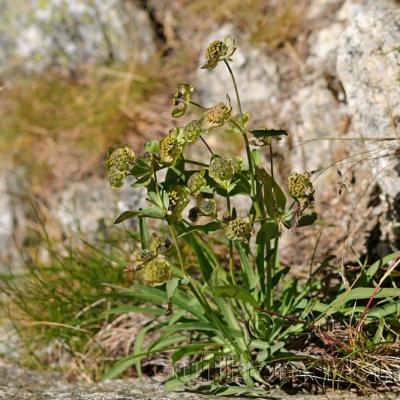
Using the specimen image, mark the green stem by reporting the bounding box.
[200,135,214,155]
[226,194,235,283]
[184,159,209,167]
[223,60,255,197]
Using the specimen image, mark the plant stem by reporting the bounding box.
[223,60,255,197]
[184,159,209,167]
[226,194,235,283]
[200,135,214,155]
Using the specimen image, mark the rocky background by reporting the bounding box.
[1,0,399,270]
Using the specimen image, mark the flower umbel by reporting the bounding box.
[208,156,235,189]
[183,120,205,143]
[288,172,315,207]
[160,129,183,165]
[171,84,194,118]
[187,171,207,196]
[202,102,232,130]
[199,198,217,216]
[168,186,190,220]
[106,147,136,189]
[143,258,172,286]
[149,233,172,255]
[201,36,236,70]
[226,217,252,242]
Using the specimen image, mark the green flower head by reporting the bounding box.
[208,156,235,189]
[226,217,252,242]
[201,36,236,70]
[201,102,232,130]
[143,258,172,286]
[160,129,183,165]
[183,120,205,143]
[133,248,156,263]
[199,198,217,216]
[168,186,190,219]
[187,171,207,196]
[149,233,172,255]
[171,84,194,118]
[288,172,314,206]
[106,147,136,189]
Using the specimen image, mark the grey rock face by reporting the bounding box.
[53,176,146,239]
[196,24,280,110]
[337,0,400,200]
[0,0,156,74]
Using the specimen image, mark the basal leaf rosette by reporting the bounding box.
[201,36,236,70]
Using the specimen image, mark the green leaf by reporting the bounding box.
[144,140,160,153]
[166,277,180,300]
[256,221,278,244]
[114,207,165,224]
[365,252,400,282]
[178,222,221,238]
[214,285,257,307]
[251,129,287,138]
[297,212,318,227]
[107,305,165,317]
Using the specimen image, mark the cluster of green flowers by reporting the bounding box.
[209,156,242,189]
[106,147,136,189]
[131,234,172,286]
[225,217,252,242]
[201,36,236,70]
[288,172,315,208]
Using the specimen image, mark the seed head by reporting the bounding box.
[160,130,182,165]
[208,157,235,188]
[226,217,252,242]
[143,258,172,286]
[188,207,200,222]
[187,171,207,196]
[183,120,204,143]
[202,102,232,130]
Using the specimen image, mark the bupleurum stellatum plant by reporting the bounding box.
[102,37,400,395]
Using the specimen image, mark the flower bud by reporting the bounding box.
[143,258,172,286]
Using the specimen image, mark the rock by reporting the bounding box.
[0,362,391,400]
[0,0,156,74]
[337,0,400,198]
[196,24,280,110]
[53,176,146,239]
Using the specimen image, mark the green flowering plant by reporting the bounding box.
[104,36,327,394]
